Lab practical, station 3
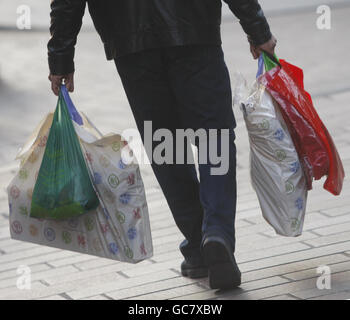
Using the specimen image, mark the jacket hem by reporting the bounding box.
[103,24,222,60]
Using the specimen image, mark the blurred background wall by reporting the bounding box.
[0,0,349,169]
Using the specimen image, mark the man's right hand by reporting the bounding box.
[48,72,74,96]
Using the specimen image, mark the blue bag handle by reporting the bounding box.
[256,54,265,78]
[60,84,83,125]
[256,51,282,78]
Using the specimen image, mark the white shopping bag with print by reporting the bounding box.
[7,86,153,263]
[234,72,308,236]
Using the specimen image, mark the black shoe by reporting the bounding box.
[181,259,208,279]
[201,236,241,289]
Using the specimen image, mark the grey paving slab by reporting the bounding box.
[291,273,350,299]
[283,260,350,281]
[66,270,180,300]
[309,291,350,300]
[264,294,300,300]
[0,263,51,281]
[107,277,203,300]
[320,205,350,217]
[81,295,111,300]
[39,294,70,300]
[0,265,79,290]
[126,283,209,301]
[176,270,350,300]
[302,231,350,247]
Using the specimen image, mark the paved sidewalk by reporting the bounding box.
[1,88,350,300]
[0,6,349,300]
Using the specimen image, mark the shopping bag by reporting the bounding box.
[259,53,344,195]
[30,89,99,219]
[7,85,153,263]
[234,70,308,236]
[258,54,328,189]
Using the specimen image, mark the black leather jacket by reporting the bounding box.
[48,0,272,75]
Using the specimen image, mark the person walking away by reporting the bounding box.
[48,0,276,289]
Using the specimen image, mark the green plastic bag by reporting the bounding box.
[30,90,99,220]
[262,51,281,71]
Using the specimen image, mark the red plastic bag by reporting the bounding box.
[260,59,344,195]
[260,67,328,190]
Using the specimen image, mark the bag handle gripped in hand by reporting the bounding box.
[256,51,282,78]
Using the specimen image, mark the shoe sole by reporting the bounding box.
[202,239,241,289]
[181,267,208,279]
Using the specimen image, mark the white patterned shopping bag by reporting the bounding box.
[7,86,153,263]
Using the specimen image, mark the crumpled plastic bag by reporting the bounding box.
[30,88,99,220]
[234,73,308,236]
[7,85,153,263]
[259,54,344,195]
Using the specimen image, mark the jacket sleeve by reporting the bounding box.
[223,0,272,45]
[48,0,86,75]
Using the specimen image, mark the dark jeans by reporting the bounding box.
[115,45,237,261]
